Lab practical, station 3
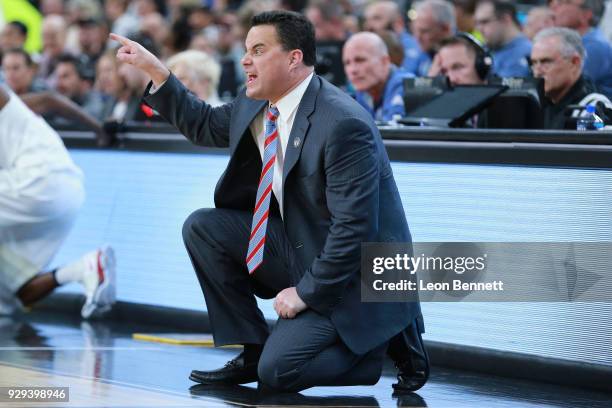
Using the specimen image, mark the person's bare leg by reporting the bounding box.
[16,272,59,307]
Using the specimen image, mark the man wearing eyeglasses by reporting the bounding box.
[531,27,612,129]
[474,0,532,77]
[549,0,612,97]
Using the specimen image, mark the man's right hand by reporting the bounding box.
[428,52,443,77]
[109,33,170,88]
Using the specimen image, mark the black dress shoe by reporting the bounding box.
[392,360,429,393]
[189,351,258,385]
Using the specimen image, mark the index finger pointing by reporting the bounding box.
[109,33,130,46]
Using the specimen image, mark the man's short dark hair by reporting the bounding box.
[440,36,478,59]
[439,33,493,79]
[478,0,520,27]
[3,48,33,67]
[251,10,316,66]
[8,21,28,37]
[56,53,94,81]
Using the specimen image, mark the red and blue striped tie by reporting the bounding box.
[246,106,280,273]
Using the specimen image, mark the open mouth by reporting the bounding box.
[246,73,257,85]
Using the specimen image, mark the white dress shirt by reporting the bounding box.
[250,72,313,218]
[150,72,314,217]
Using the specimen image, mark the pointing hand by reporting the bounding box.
[109,33,170,87]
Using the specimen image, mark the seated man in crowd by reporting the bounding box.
[306,0,347,42]
[475,0,531,77]
[412,0,457,76]
[38,15,69,81]
[343,31,411,122]
[429,33,494,127]
[0,21,28,55]
[523,6,555,41]
[1,48,48,95]
[531,27,612,129]
[364,0,425,76]
[53,53,106,121]
[550,0,612,97]
[166,50,223,107]
[75,17,108,76]
[2,49,112,146]
[452,0,482,40]
[0,85,116,319]
[430,33,491,85]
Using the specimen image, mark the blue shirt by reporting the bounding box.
[414,52,433,77]
[354,66,413,122]
[492,35,532,78]
[582,28,612,98]
[401,31,431,76]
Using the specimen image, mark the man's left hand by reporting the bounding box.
[274,287,307,319]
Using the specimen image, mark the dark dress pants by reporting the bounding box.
[182,208,385,392]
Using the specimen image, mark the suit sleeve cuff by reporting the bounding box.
[296,271,341,317]
[148,79,168,94]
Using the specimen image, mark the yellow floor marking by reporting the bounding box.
[132,333,240,347]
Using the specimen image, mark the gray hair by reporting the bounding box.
[166,50,221,95]
[414,0,457,32]
[534,27,585,60]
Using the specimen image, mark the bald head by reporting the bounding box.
[344,32,389,58]
[523,7,555,41]
[42,15,67,56]
[364,1,404,34]
[42,14,65,32]
[343,32,391,99]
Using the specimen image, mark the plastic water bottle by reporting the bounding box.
[577,105,605,131]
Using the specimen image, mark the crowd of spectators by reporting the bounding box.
[0,0,611,134]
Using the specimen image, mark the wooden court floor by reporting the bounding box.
[0,312,610,408]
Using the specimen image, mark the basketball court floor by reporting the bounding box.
[0,311,610,408]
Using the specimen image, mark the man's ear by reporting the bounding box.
[289,49,304,68]
[571,54,582,71]
[442,23,452,37]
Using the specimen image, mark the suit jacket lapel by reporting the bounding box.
[282,75,320,189]
[230,97,267,155]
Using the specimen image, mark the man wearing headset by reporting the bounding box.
[428,33,494,128]
[429,33,492,86]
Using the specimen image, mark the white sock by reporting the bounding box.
[54,256,86,285]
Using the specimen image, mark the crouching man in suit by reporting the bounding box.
[110,10,428,393]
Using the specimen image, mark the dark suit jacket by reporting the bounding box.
[144,73,422,354]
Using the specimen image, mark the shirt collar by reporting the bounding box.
[272,72,314,121]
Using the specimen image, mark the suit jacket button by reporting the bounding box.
[295,241,304,249]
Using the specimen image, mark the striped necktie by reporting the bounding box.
[246,105,280,273]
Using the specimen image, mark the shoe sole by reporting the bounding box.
[188,373,258,385]
[392,381,427,393]
[82,245,116,319]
